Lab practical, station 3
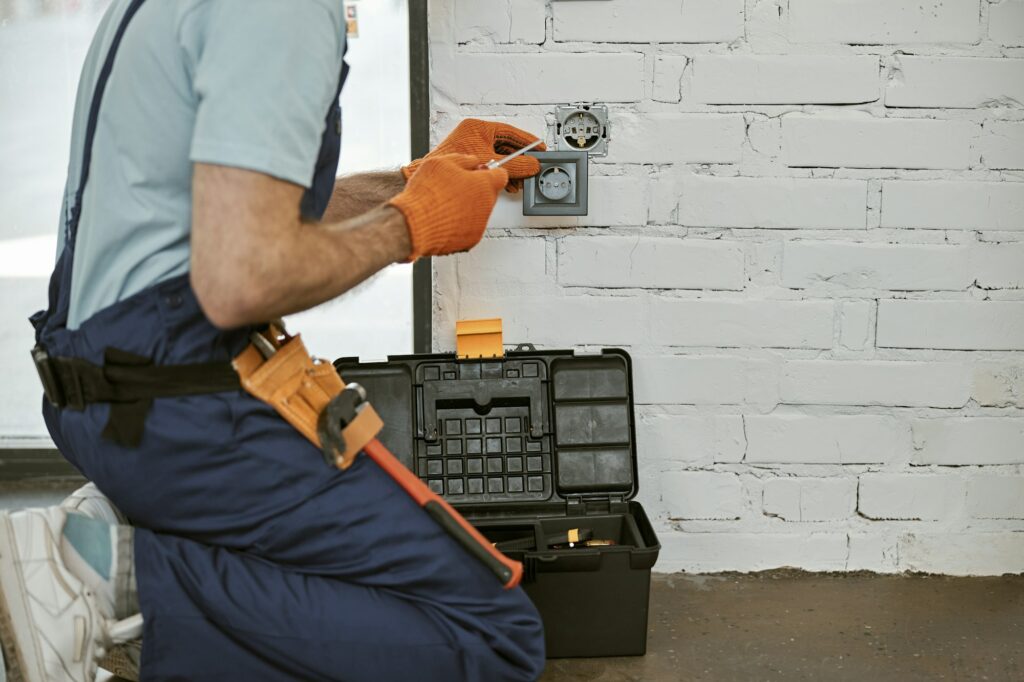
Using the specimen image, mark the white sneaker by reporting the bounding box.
[0,508,141,682]
[59,485,140,682]
[60,484,128,527]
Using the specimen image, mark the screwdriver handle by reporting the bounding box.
[362,438,523,589]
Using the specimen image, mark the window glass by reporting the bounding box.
[0,0,412,443]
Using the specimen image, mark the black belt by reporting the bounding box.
[31,344,240,447]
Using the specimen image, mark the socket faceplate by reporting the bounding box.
[553,103,609,157]
[523,150,588,216]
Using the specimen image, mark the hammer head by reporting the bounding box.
[316,383,368,467]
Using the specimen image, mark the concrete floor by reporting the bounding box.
[3,484,1021,681]
[541,571,1024,682]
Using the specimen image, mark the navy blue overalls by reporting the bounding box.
[30,2,544,679]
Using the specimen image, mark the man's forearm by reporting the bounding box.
[246,205,411,322]
[320,170,406,223]
[191,163,411,328]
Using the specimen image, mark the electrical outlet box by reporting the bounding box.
[553,103,609,157]
[523,151,588,216]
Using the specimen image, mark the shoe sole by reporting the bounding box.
[0,514,41,682]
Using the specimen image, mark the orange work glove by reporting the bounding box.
[402,119,545,192]
[389,154,509,261]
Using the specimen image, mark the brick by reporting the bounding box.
[967,475,1024,519]
[991,0,1024,46]
[977,122,1024,170]
[452,238,549,295]
[658,532,849,573]
[457,295,646,347]
[454,0,545,43]
[634,356,777,406]
[972,244,1024,289]
[763,478,857,521]
[453,53,644,104]
[636,413,746,463]
[558,237,745,290]
[847,534,899,573]
[912,418,1024,465]
[433,113,549,147]
[650,299,834,349]
[858,474,963,521]
[973,362,1024,408]
[886,57,1024,109]
[678,177,867,230]
[788,0,981,44]
[782,116,974,170]
[781,361,970,408]
[652,55,688,103]
[783,242,972,291]
[898,533,1024,575]
[552,0,744,43]
[877,301,1024,351]
[746,415,903,464]
[663,472,743,520]
[608,114,745,164]
[580,175,649,227]
[881,181,1024,230]
[839,300,873,351]
[693,55,879,104]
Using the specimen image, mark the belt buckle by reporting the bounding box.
[31,345,66,408]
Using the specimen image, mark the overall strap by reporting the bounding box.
[34,0,148,338]
[67,0,148,244]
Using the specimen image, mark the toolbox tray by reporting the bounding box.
[335,346,660,658]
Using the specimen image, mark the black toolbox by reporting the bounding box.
[334,346,660,658]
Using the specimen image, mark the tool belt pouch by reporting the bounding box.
[232,333,363,470]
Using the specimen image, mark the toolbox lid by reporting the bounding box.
[334,348,639,515]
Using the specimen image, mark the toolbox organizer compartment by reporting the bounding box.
[335,347,660,658]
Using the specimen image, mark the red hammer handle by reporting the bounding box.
[362,438,523,589]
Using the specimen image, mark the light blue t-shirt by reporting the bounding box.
[58,0,346,329]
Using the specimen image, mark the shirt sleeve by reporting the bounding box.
[183,0,344,188]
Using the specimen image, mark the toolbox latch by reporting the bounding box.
[567,495,628,516]
[456,318,504,360]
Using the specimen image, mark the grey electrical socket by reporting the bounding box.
[523,150,588,216]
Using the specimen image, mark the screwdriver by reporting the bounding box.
[480,138,543,170]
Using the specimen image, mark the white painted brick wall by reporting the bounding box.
[878,301,1024,350]
[781,116,975,170]
[551,0,744,44]
[990,0,1024,46]
[978,122,1024,170]
[663,471,743,520]
[858,474,963,521]
[692,56,879,105]
[763,478,857,522]
[912,418,1024,465]
[429,0,1024,575]
[745,415,904,464]
[967,475,1024,519]
[886,57,1024,109]
[788,0,981,44]
[881,181,1024,230]
[607,114,744,164]
[558,237,745,290]
[675,177,868,229]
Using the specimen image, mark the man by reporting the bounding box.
[0,1,546,680]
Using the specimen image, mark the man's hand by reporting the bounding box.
[191,163,411,329]
[389,154,508,261]
[403,119,544,192]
